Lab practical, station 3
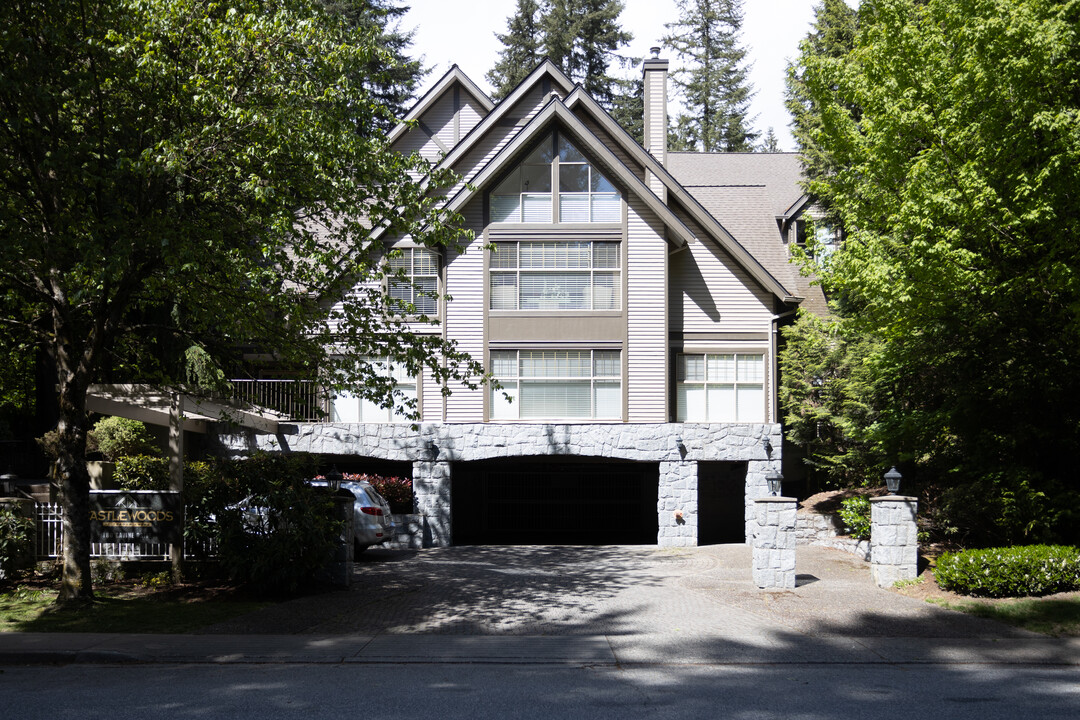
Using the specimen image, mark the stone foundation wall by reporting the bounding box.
[210,421,783,547]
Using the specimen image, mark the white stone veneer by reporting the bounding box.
[209,422,783,547]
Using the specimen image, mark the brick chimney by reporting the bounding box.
[642,47,668,198]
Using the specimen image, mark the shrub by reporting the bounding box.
[934,545,1080,598]
[91,417,158,460]
[115,455,171,490]
[345,473,413,514]
[0,506,34,583]
[839,495,871,541]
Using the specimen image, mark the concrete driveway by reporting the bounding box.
[200,544,1036,642]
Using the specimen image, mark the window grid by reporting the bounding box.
[490,241,620,311]
[491,350,622,420]
[331,358,418,424]
[676,353,765,423]
[388,248,439,315]
[490,131,621,224]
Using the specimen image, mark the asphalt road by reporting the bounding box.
[3,662,1078,719]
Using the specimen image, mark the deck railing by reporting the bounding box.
[228,379,330,422]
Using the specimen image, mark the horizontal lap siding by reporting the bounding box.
[459,96,486,137]
[626,200,667,422]
[670,241,773,334]
[443,199,486,422]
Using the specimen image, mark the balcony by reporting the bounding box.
[227,379,330,422]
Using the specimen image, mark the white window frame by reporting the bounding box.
[675,352,766,423]
[388,247,439,316]
[489,240,621,311]
[489,131,621,225]
[490,349,622,420]
[331,359,418,423]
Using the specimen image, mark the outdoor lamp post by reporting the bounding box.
[884,466,902,494]
[766,469,783,496]
[326,466,343,493]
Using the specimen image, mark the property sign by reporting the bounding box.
[89,490,182,545]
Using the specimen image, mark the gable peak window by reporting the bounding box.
[490,131,620,224]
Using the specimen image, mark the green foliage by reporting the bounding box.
[838,495,871,540]
[211,454,338,596]
[935,545,1080,598]
[0,506,34,583]
[91,417,158,461]
[787,0,1080,545]
[663,0,758,152]
[487,0,634,110]
[114,455,171,490]
[778,311,887,489]
[0,0,489,599]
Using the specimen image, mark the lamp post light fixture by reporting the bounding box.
[766,469,783,497]
[326,466,344,493]
[884,466,902,494]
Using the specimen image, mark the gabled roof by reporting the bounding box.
[563,89,797,303]
[441,97,698,249]
[387,65,494,146]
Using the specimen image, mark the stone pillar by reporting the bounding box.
[413,460,452,548]
[870,495,919,587]
[324,492,354,587]
[658,460,697,547]
[752,497,797,589]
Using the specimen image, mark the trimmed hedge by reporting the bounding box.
[934,545,1080,598]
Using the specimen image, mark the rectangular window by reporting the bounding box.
[331,360,417,423]
[489,241,620,311]
[388,248,439,316]
[676,353,765,423]
[490,349,621,420]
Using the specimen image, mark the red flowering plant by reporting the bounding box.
[344,473,414,514]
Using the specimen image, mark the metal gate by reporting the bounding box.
[452,458,659,545]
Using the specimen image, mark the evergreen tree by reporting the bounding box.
[784,0,858,191]
[758,127,781,152]
[486,0,545,99]
[608,77,644,144]
[663,0,758,152]
[487,0,632,110]
[321,0,428,127]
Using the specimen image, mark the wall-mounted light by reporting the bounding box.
[762,437,772,457]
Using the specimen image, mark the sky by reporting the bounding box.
[402,1,851,152]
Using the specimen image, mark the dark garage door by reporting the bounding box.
[697,461,748,545]
[452,458,659,545]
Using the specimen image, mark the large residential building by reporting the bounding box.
[213,55,825,548]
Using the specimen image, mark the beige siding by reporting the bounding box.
[421,363,443,422]
[669,240,774,334]
[626,199,668,422]
[443,199,486,422]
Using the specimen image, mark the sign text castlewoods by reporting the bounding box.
[89,490,182,545]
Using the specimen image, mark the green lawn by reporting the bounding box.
[928,594,1080,637]
[0,583,266,633]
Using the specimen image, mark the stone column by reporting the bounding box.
[413,460,452,548]
[325,492,354,587]
[658,460,697,547]
[870,496,919,587]
[752,497,797,589]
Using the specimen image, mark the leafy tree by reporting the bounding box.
[487,0,546,99]
[0,0,486,602]
[784,0,858,203]
[319,0,428,128]
[487,0,633,110]
[794,0,1080,543]
[663,0,758,152]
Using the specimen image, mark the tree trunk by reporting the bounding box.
[55,377,94,604]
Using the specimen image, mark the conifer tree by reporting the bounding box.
[321,0,427,127]
[487,0,632,110]
[663,0,757,152]
[486,0,545,99]
[784,0,858,189]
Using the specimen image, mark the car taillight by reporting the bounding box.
[361,507,383,516]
